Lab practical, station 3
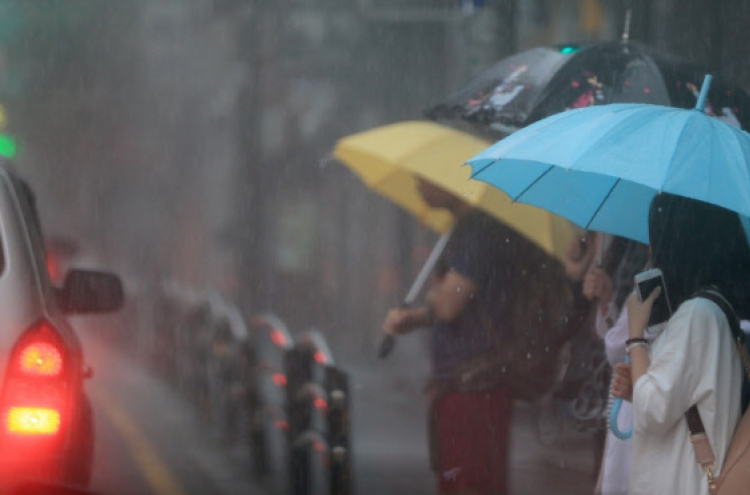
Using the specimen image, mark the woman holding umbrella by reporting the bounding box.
[613,192,750,494]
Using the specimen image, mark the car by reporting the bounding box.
[0,159,123,491]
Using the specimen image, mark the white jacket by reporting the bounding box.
[629,298,742,495]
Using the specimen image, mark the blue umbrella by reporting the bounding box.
[466,75,750,440]
[466,75,750,244]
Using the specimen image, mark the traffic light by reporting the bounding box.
[559,46,581,55]
[0,133,17,159]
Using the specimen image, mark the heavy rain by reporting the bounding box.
[1,1,750,495]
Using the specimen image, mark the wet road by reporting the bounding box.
[75,320,597,495]
[336,333,598,495]
[78,324,262,495]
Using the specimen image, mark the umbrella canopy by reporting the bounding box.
[333,121,575,261]
[425,40,750,135]
[466,75,750,244]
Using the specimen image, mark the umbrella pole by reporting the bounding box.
[378,229,453,359]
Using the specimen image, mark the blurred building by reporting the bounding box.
[227,0,615,348]
[2,0,750,354]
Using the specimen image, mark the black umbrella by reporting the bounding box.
[425,39,750,134]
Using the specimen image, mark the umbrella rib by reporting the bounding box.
[584,177,620,231]
[513,164,556,202]
[662,113,694,191]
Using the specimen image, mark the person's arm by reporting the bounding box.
[425,269,478,323]
[583,265,615,318]
[382,306,433,336]
[612,362,632,401]
[628,298,717,434]
[625,287,661,386]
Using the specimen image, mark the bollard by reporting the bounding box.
[285,346,316,440]
[286,345,317,495]
[290,430,330,495]
[287,382,331,495]
[286,330,354,495]
[246,314,294,481]
[325,366,352,495]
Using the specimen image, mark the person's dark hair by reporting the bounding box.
[649,192,750,318]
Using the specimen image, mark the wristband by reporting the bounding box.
[626,341,649,354]
[625,337,648,346]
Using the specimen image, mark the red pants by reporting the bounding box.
[433,385,513,495]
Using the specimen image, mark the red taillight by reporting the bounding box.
[19,343,63,377]
[1,320,68,438]
[6,407,61,435]
[46,255,62,285]
[10,320,65,378]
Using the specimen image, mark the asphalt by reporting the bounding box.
[337,332,599,495]
[77,319,599,495]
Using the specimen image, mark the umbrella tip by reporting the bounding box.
[621,9,632,43]
[695,74,713,112]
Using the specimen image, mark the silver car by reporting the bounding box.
[0,160,123,491]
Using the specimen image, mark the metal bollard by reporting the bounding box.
[247,314,294,481]
[325,366,352,495]
[285,346,316,439]
[289,429,330,495]
[286,330,354,495]
[286,345,317,495]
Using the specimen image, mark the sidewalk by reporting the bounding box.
[339,333,598,495]
[509,402,597,494]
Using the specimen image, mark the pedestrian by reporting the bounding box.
[612,192,750,495]
[381,177,518,495]
[583,237,648,495]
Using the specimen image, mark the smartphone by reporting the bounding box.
[634,268,673,326]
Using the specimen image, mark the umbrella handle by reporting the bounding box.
[377,334,396,359]
[379,231,452,360]
[377,301,409,359]
[610,355,633,440]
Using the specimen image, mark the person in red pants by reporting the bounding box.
[383,178,517,494]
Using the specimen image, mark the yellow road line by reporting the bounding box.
[90,388,187,495]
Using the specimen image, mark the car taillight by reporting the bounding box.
[6,407,61,435]
[1,319,68,438]
[19,342,63,377]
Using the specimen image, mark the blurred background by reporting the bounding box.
[3,0,748,354]
[1,1,749,494]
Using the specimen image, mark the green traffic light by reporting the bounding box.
[560,46,580,55]
[0,134,17,159]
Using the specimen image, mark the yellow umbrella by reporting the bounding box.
[333,120,575,262]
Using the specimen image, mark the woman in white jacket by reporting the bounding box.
[613,193,750,495]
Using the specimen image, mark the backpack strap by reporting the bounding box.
[686,289,750,491]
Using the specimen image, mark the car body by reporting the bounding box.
[0,160,123,491]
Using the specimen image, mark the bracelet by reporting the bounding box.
[626,341,649,354]
[625,337,648,346]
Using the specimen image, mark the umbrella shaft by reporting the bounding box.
[403,229,453,306]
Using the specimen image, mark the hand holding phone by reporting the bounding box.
[634,268,673,326]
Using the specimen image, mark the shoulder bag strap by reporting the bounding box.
[696,290,750,381]
[684,290,750,491]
